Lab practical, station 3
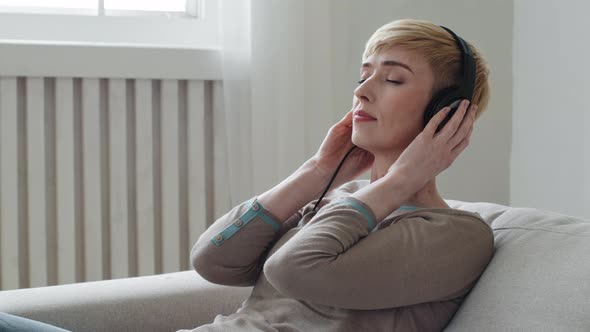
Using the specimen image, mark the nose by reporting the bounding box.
[353,80,373,104]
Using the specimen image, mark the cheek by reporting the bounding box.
[379,111,423,142]
[383,91,415,109]
[382,94,425,125]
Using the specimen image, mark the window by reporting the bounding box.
[0,0,217,48]
[0,0,202,18]
[0,0,219,78]
[0,0,220,79]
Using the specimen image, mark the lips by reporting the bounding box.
[353,110,376,120]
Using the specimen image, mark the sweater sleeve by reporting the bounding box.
[190,196,303,287]
[263,196,495,310]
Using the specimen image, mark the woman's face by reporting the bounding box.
[351,47,435,153]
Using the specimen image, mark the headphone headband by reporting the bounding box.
[439,25,476,100]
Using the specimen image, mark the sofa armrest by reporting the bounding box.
[0,270,252,332]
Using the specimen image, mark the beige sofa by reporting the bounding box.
[1,199,589,332]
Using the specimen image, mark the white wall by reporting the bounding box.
[512,1,590,219]
[323,0,513,205]
[0,0,516,209]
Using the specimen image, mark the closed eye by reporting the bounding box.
[357,79,402,85]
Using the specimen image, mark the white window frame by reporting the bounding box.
[0,0,221,80]
[0,0,202,18]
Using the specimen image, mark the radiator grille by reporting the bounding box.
[0,77,222,290]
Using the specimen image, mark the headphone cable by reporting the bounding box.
[312,146,357,212]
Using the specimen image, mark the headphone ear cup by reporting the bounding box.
[424,89,463,133]
[423,87,456,128]
[436,97,463,133]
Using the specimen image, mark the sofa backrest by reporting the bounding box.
[443,200,590,331]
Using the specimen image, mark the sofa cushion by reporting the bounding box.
[443,200,590,331]
[0,271,252,332]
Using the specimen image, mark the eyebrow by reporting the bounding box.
[361,60,414,74]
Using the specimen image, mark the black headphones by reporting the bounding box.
[312,25,476,212]
[423,25,476,133]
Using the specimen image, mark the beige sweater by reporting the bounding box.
[181,179,494,332]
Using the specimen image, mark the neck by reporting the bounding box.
[369,151,449,209]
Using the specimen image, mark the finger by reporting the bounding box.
[435,99,470,140]
[448,104,477,148]
[332,110,353,131]
[339,110,354,127]
[423,106,452,137]
[450,121,473,158]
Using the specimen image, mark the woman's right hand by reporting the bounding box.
[310,109,374,189]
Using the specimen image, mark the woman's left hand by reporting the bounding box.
[387,99,478,194]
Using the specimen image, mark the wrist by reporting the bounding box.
[383,167,417,199]
[256,160,330,223]
[299,159,331,200]
[305,157,331,185]
[348,170,414,223]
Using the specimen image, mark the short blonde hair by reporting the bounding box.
[363,19,490,120]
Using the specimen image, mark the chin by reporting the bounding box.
[351,136,374,153]
[353,134,408,155]
[350,132,365,148]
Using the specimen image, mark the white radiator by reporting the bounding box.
[0,77,225,290]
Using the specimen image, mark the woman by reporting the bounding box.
[186,18,494,332]
[0,18,493,332]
